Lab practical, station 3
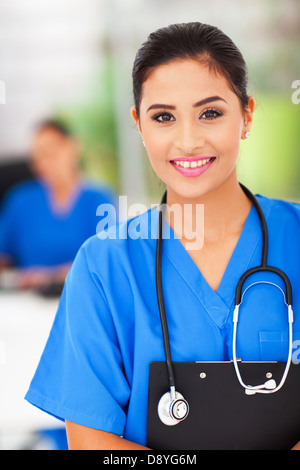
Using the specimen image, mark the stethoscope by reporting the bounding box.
[155,184,294,426]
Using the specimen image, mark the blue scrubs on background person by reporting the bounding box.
[25,194,300,447]
[0,118,118,275]
[0,119,118,449]
[0,178,117,268]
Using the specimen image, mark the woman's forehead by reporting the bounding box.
[140,59,235,110]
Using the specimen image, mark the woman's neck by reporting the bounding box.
[166,174,252,249]
[46,172,80,209]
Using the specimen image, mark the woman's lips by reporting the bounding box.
[170,156,216,177]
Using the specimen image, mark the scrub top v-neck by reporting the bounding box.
[158,196,270,329]
[25,194,300,447]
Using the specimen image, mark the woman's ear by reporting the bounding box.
[242,96,256,139]
[130,106,142,133]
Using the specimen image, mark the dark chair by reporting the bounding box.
[0,158,34,205]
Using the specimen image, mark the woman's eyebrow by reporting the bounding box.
[193,95,227,107]
[147,103,176,112]
[146,96,227,113]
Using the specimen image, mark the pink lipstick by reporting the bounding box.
[170,156,216,177]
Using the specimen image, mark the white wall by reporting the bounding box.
[0,0,104,159]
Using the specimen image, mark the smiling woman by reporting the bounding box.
[130,49,255,291]
[131,58,255,205]
[25,22,300,450]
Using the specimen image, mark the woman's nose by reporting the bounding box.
[174,122,205,154]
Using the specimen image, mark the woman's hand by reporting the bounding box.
[17,263,71,289]
[292,440,300,450]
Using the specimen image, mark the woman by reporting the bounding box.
[25,22,300,450]
[0,119,117,290]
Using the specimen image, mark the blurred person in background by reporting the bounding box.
[0,119,117,292]
[0,119,118,450]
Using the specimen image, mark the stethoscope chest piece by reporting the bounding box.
[158,390,189,426]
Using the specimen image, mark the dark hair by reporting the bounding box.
[35,118,72,137]
[132,22,249,119]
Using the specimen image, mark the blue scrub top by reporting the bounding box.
[25,194,300,446]
[0,179,117,268]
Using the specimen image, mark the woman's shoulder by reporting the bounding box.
[256,193,300,224]
[1,179,43,209]
[79,179,118,203]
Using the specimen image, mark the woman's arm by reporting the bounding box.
[0,255,13,270]
[17,262,72,289]
[65,421,150,450]
[66,420,300,450]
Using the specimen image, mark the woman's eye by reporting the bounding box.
[152,112,175,123]
[201,109,223,120]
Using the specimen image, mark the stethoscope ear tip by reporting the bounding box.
[264,379,276,389]
[245,379,277,395]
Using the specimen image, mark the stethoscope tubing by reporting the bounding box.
[156,184,294,401]
[155,197,176,392]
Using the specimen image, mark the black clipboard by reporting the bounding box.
[147,361,300,450]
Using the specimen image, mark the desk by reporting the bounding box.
[0,290,62,434]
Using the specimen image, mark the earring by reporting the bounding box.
[245,131,250,139]
[142,140,146,147]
